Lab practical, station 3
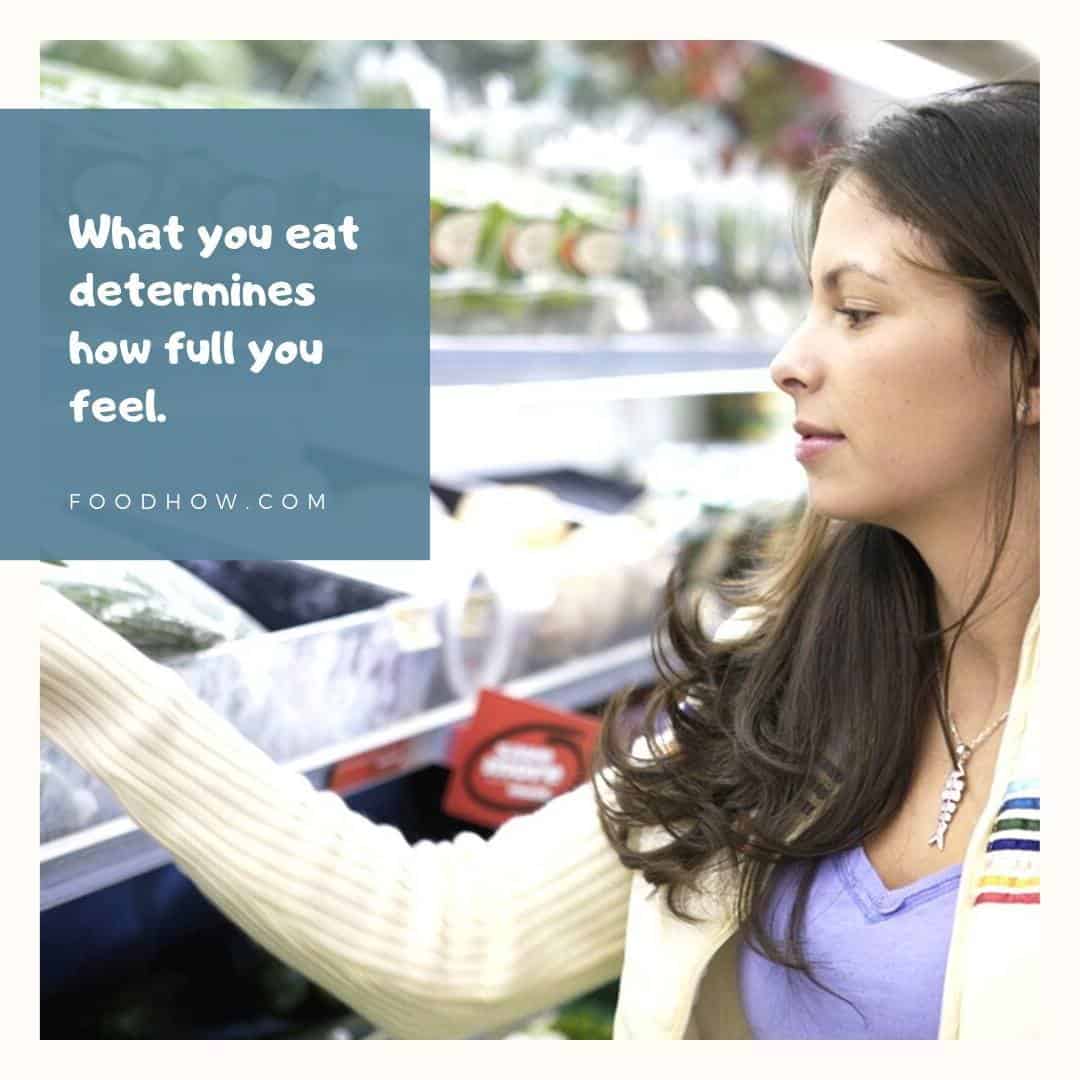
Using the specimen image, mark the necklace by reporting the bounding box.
[928,685,1011,851]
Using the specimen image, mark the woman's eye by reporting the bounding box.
[836,308,876,329]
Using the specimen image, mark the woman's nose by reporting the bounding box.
[769,321,818,397]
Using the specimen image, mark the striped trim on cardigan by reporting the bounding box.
[974,778,1040,906]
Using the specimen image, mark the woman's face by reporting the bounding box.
[770,176,1018,531]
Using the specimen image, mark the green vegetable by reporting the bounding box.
[40,59,300,110]
[550,981,618,1039]
[40,562,264,659]
[42,40,257,91]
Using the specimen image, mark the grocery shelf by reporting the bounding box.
[40,634,658,912]
[430,335,783,402]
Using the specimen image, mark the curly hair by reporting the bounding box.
[592,80,1039,1010]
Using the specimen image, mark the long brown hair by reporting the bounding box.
[593,80,1039,1011]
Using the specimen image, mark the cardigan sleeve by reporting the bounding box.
[39,584,631,1039]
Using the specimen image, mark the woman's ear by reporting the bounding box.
[1022,386,1040,426]
[1022,326,1039,425]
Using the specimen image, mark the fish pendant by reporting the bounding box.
[928,752,968,850]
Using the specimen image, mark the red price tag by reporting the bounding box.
[442,689,600,829]
[329,739,414,795]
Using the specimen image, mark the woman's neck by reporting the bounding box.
[902,464,1038,713]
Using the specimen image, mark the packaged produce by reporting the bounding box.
[245,40,315,69]
[479,199,560,284]
[430,200,487,275]
[42,40,257,90]
[556,207,624,279]
[453,483,571,549]
[428,153,497,334]
[552,186,625,283]
[39,59,296,110]
[440,478,692,675]
[40,560,265,659]
[525,510,677,664]
[429,154,488,272]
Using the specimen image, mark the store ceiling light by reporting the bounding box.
[760,39,972,98]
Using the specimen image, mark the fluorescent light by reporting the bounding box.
[760,39,972,98]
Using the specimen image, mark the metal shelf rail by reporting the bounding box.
[430,335,783,402]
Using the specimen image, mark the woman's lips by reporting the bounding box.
[795,434,846,463]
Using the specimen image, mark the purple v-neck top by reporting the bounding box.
[737,845,962,1039]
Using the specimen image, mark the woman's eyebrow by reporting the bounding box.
[808,261,891,292]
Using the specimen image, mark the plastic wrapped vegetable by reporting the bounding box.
[41,40,257,91]
[40,560,265,659]
[39,59,298,110]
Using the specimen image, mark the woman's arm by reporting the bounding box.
[40,585,630,1038]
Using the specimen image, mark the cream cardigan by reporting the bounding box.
[39,585,1040,1039]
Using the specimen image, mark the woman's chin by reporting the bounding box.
[804,487,892,528]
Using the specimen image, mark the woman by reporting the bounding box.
[39,79,1039,1039]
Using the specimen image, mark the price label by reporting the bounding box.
[388,601,441,653]
[330,738,416,794]
[461,591,496,640]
